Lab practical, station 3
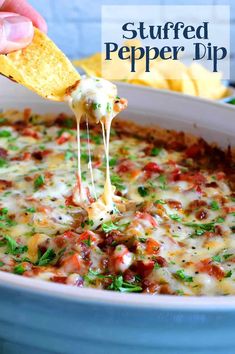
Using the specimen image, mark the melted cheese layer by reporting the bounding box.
[0,109,234,296]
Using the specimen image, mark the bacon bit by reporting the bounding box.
[32,150,52,161]
[61,253,81,273]
[0,148,7,158]
[32,151,43,161]
[145,238,160,255]
[187,199,207,212]
[185,143,202,158]
[196,259,225,280]
[11,151,31,161]
[23,108,32,121]
[205,182,218,188]
[179,172,206,185]
[168,140,186,151]
[22,128,41,139]
[166,199,182,210]
[123,269,136,283]
[56,132,71,145]
[136,211,158,228]
[0,179,12,190]
[214,225,223,236]
[143,145,154,156]
[24,175,33,182]
[155,256,168,267]
[51,276,67,284]
[195,209,208,220]
[54,230,78,248]
[117,159,135,173]
[143,162,163,173]
[13,120,27,131]
[136,260,154,277]
[45,171,53,180]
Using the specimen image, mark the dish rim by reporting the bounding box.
[1,271,235,311]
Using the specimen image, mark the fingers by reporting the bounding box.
[0,12,34,53]
[1,0,47,33]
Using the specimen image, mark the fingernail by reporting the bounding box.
[3,15,33,42]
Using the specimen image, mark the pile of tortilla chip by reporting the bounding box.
[73,42,228,100]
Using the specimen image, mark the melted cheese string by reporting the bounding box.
[75,113,83,201]
[86,115,97,200]
[66,76,127,225]
[102,115,113,207]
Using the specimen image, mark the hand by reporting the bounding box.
[0,0,47,54]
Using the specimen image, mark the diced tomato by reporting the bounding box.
[143,162,163,173]
[170,168,181,181]
[65,195,78,207]
[130,169,141,179]
[145,238,160,255]
[136,211,158,228]
[37,205,52,213]
[195,185,203,194]
[92,160,102,168]
[136,260,154,277]
[22,128,41,139]
[196,259,225,280]
[112,244,133,272]
[56,132,71,145]
[223,206,235,213]
[113,98,128,113]
[63,230,78,239]
[22,152,31,161]
[86,187,95,204]
[78,230,98,244]
[117,159,135,173]
[62,253,81,273]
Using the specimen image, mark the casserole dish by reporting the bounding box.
[0,76,235,354]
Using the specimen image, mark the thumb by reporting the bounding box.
[0,12,33,54]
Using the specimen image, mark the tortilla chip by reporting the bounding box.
[188,63,227,99]
[0,28,80,101]
[129,65,169,90]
